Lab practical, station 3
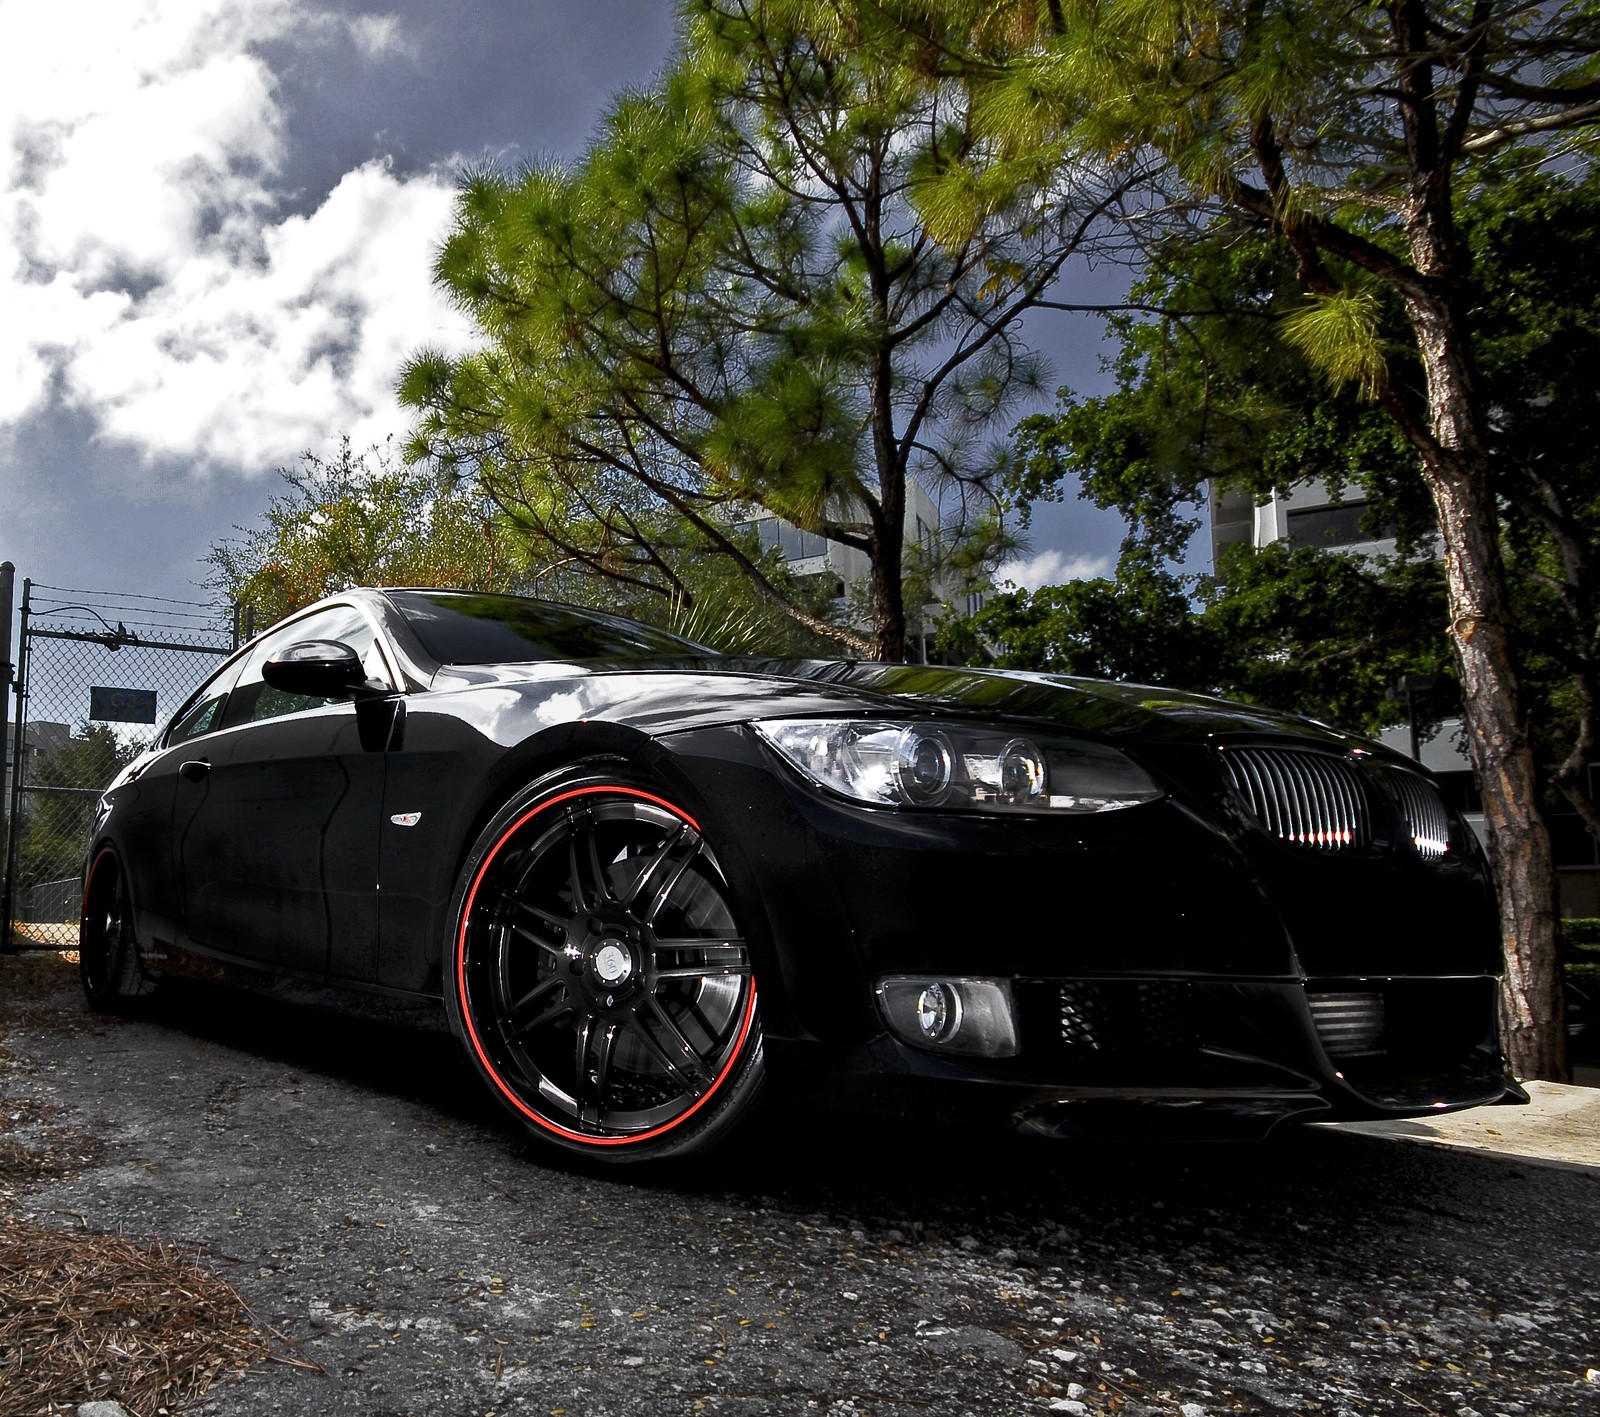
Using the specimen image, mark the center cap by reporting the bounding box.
[593,941,633,988]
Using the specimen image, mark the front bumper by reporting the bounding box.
[653,724,1518,1137]
[768,974,1523,1140]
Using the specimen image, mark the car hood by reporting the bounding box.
[434,656,1375,752]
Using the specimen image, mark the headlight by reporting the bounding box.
[752,718,1163,814]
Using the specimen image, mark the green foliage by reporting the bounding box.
[946,543,1452,734]
[939,547,1214,685]
[915,0,1598,1070]
[952,166,1600,787]
[402,0,1121,659]
[1564,921,1600,993]
[1006,234,1426,558]
[1278,292,1387,401]
[15,724,140,890]
[207,439,527,626]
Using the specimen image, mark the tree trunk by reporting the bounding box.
[1371,1,1570,1077]
[869,498,907,662]
[869,325,907,662]
[1401,291,1568,1081]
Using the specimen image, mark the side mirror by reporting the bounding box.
[262,640,372,699]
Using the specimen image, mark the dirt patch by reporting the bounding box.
[1,952,103,1208]
[0,951,283,1415]
[0,1095,104,1209]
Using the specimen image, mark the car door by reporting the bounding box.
[113,656,243,950]
[174,604,394,977]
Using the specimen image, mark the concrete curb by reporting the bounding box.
[1325,1079,1600,1173]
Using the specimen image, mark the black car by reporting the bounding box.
[80,588,1522,1162]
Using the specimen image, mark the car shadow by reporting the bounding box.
[123,976,1597,1290]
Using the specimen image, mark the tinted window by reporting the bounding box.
[389,591,711,666]
[220,604,388,729]
[1287,501,1396,548]
[166,660,243,746]
[169,692,228,745]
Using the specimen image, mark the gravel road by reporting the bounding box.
[4,950,1598,1417]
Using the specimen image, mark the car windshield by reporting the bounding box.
[388,590,715,665]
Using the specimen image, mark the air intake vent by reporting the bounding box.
[1308,992,1387,1060]
[1385,769,1452,860]
[1053,981,1196,1056]
[1221,747,1371,851]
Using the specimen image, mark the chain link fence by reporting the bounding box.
[3,582,235,949]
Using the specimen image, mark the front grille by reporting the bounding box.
[1308,992,1387,1059]
[1384,768,1452,859]
[1221,746,1371,851]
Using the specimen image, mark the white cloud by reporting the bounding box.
[996,548,1114,592]
[348,14,417,63]
[0,0,467,475]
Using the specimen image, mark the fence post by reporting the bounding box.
[2,576,29,951]
[0,562,12,952]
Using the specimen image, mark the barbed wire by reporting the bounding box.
[31,583,222,610]
[30,612,230,642]
[23,585,234,645]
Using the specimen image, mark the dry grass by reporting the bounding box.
[0,950,299,1415]
[0,1219,280,1416]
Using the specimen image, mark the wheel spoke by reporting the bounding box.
[622,823,701,921]
[576,1021,620,1132]
[653,961,751,979]
[503,975,572,1042]
[621,998,711,1097]
[651,940,749,979]
[509,922,567,959]
[499,890,566,934]
[571,1014,594,1126]
[565,806,613,911]
[641,993,717,1090]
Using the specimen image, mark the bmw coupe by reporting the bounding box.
[80,588,1522,1162]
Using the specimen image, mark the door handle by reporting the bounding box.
[178,760,211,782]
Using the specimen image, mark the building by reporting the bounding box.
[2,719,70,826]
[1210,478,1398,560]
[737,477,969,661]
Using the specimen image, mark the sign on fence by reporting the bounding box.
[89,686,160,724]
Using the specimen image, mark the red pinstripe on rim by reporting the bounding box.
[81,846,114,931]
[455,785,757,1147]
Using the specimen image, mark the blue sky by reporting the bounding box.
[1,1,1126,623]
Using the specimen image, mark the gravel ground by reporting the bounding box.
[3,950,1598,1417]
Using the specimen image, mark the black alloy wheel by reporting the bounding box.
[80,848,147,1009]
[448,772,764,1161]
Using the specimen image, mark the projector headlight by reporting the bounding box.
[752,719,1163,814]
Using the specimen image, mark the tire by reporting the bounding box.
[80,848,154,1010]
[446,769,764,1162]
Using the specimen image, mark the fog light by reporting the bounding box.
[876,976,1019,1058]
[917,983,958,1041]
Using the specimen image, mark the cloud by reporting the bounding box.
[995,548,1114,592]
[347,14,417,63]
[0,0,467,474]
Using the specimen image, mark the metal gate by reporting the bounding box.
[2,574,236,949]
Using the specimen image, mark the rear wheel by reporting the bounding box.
[447,771,763,1162]
[80,849,152,1010]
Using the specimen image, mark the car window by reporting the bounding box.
[168,689,229,745]
[388,590,712,665]
[165,660,244,747]
[219,604,390,730]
